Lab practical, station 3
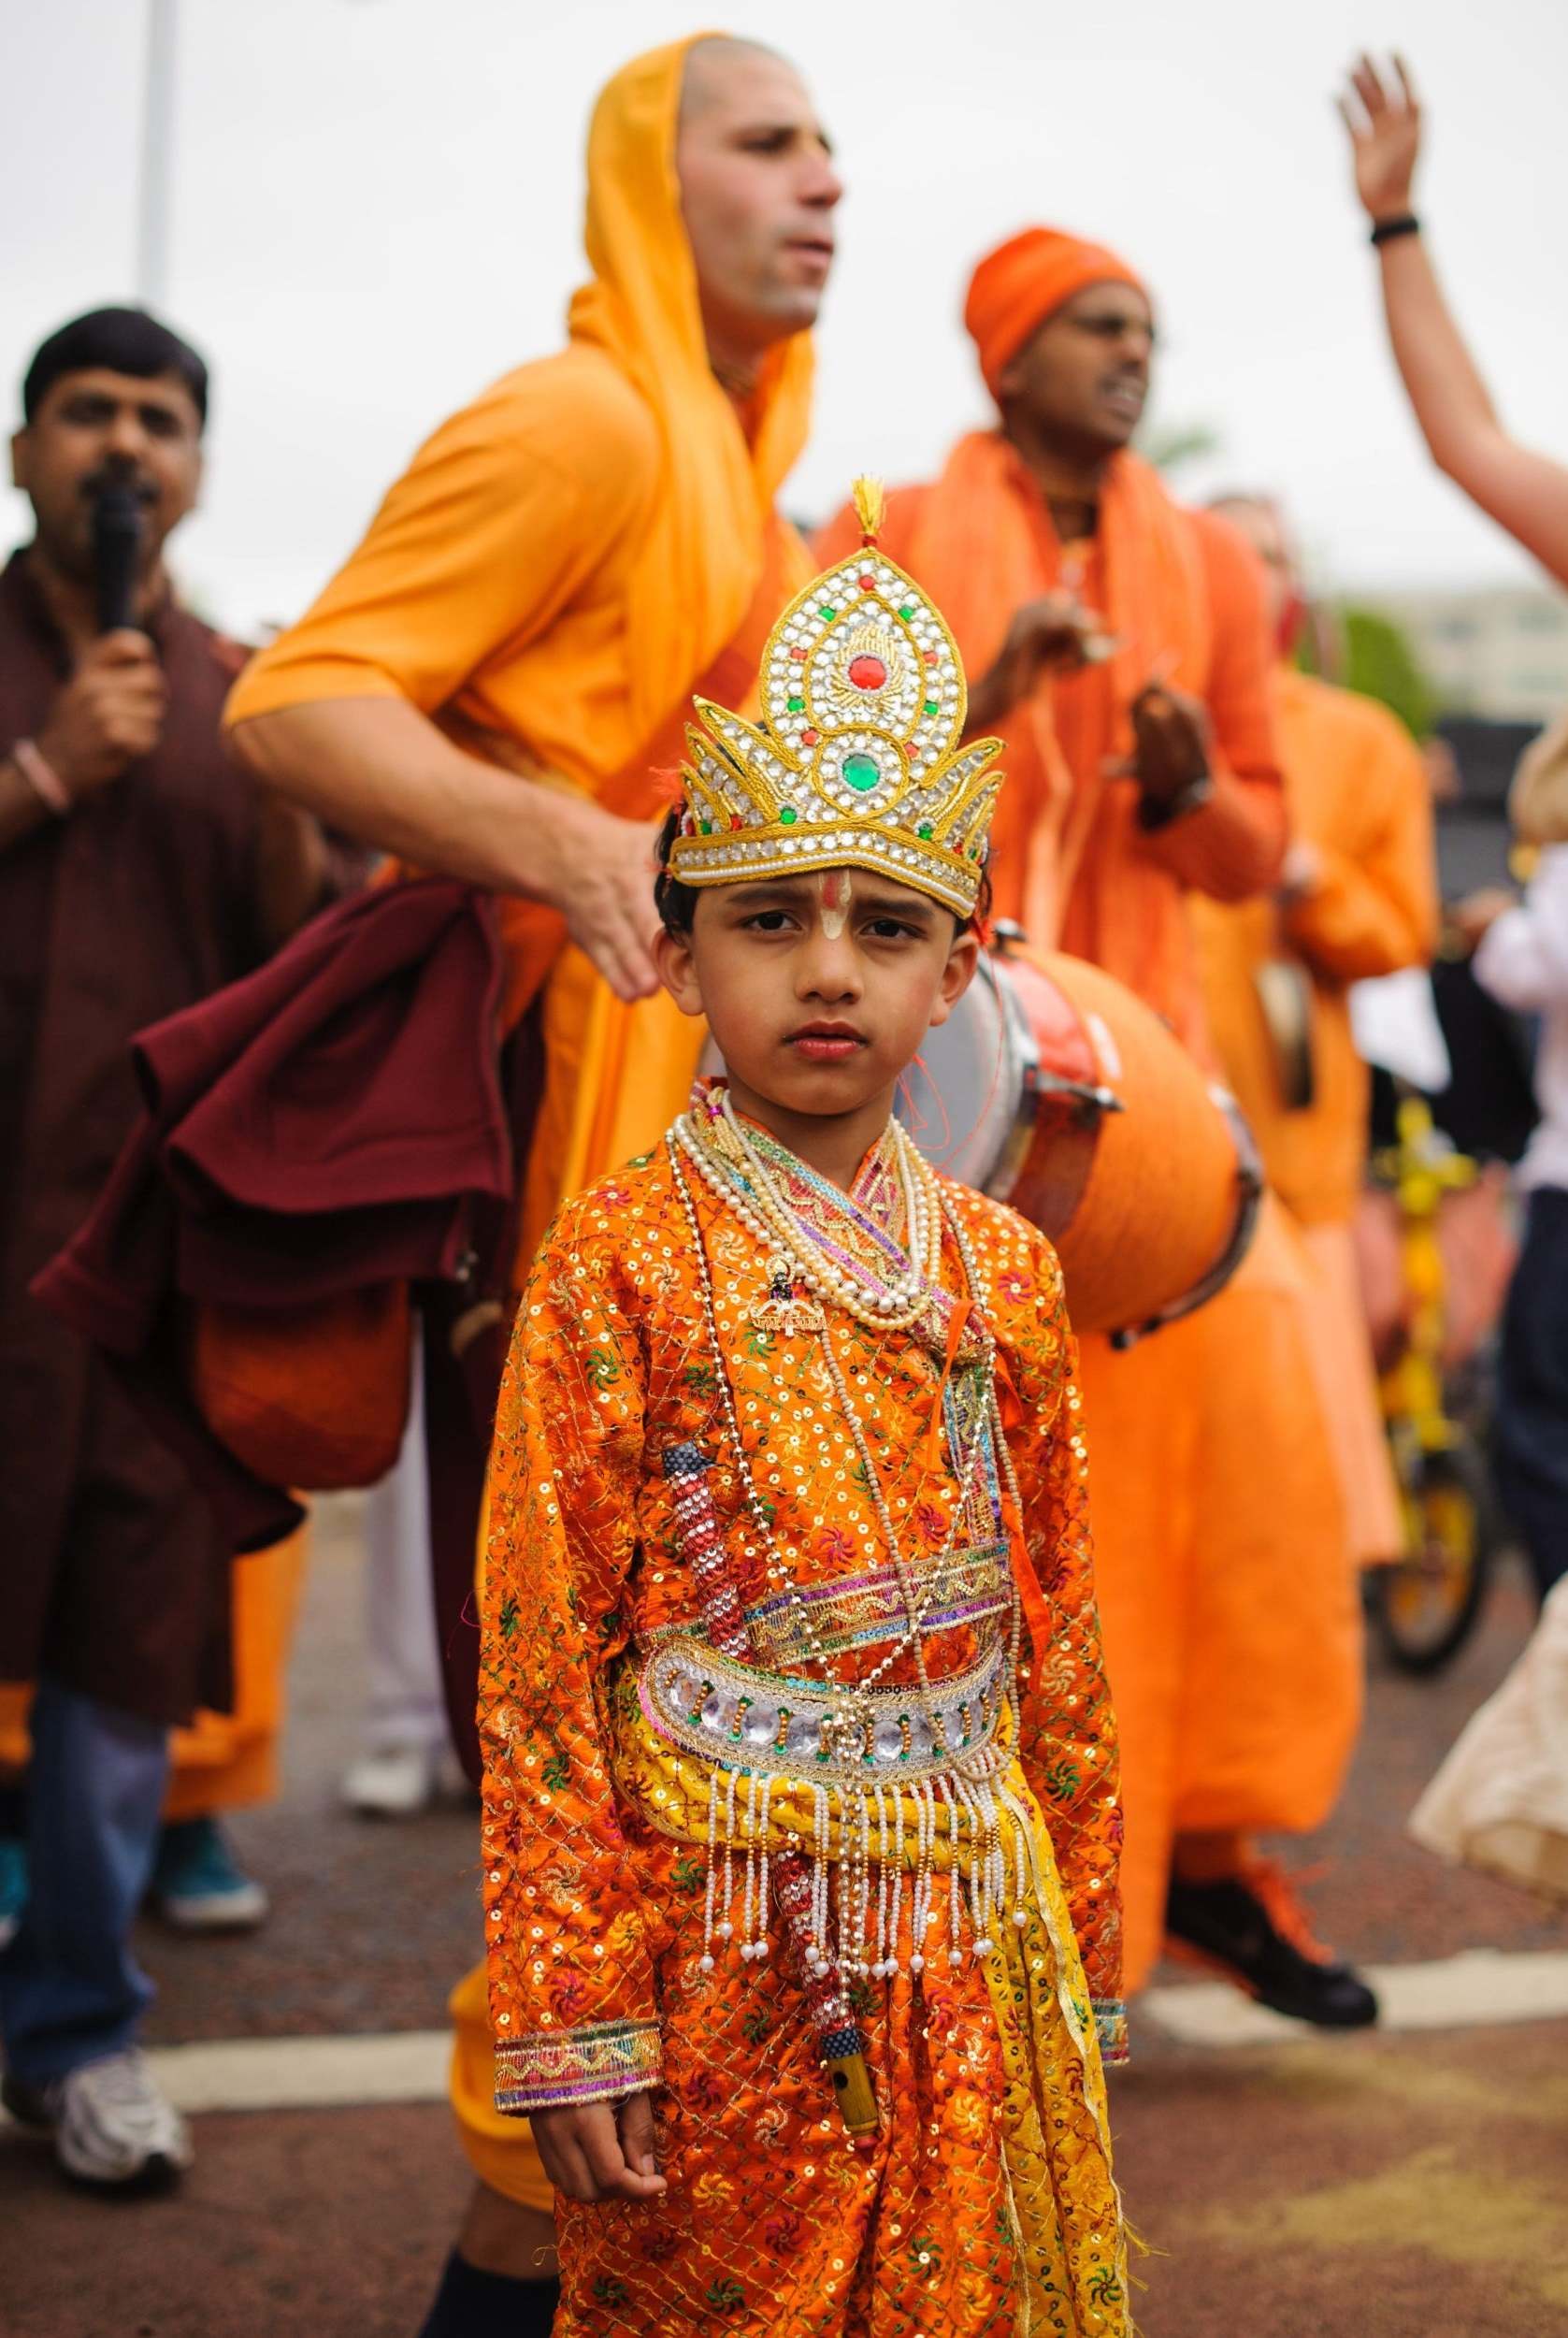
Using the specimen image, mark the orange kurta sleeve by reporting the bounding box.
[1138,508,1287,903]
[1005,1239,1125,2058]
[480,1211,662,2114]
[1281,699,1439,982]
[223,354,658,729]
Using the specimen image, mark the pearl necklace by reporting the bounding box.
[667,1132,1006,1711]
[671,1093,943,1337]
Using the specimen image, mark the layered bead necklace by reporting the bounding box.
[668,1090,1020,1717]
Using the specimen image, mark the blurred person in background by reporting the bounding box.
[1191,491,1439,1566]
[1342,52,1568,1893]
[0,308,336,2189]
[817,226,1375,2030]
[225,35,838,2337]
[1342,52,1568,1601]
[1340,52,1568,592]
[342,1362,467,1819]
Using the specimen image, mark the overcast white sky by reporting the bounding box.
[6,0,1566,638]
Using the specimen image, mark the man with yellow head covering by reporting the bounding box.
[225,36,838,2336]
[818,225,1374,2036]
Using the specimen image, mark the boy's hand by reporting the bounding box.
[530,2090,667,2203]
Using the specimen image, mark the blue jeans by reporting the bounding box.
[1495,1185,1568,1604]
[0,1675,169,2085]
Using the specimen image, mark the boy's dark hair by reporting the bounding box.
[653,803,993,936]
[22,307,209,429]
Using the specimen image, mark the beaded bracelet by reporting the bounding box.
[12,737,72,816]
[1370,213,1420,249]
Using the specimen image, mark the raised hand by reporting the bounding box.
[964,591,1113,737]
[1125,681,1212,809]
[1338,53,1421,224]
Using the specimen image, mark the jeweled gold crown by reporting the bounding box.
[669,480,1004,918]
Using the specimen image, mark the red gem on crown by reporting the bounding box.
[847,654,888,691]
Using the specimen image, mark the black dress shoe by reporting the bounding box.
[1165,1869,1380,2028]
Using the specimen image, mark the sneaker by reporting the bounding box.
[3,2049,193,2189]
[1164,1858,1380,2028]
[342,1739,460,1818]
[0,1836,26,1952]
[149,1816,268,1933]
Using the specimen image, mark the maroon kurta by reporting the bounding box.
[0,550,272,1725]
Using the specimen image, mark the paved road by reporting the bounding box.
[5,1500,1564,2337]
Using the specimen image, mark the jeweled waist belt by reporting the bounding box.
[637,1630,1011,1791]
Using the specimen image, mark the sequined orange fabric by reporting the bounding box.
[480,1131,1126,2334]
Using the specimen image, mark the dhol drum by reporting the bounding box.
[899,932,1261,1344]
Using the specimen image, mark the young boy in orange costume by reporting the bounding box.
[479,490,1129,2335]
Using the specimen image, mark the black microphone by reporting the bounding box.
[90,481,146,636]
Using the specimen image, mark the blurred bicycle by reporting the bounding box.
[1360,1085,1510,1671]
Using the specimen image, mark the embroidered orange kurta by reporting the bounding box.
[480,1129,1127,2335]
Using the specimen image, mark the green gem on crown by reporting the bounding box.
[779,806,798,825]
[786,696,804,713]
[923,700,940,716]
[898,605,915,622]
[917,822,933,839]
[842,752,880,793]
[818,603,836,620]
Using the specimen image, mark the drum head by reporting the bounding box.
[895,957,1029,1191]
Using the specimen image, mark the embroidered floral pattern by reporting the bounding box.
[480,1137,1125,2334]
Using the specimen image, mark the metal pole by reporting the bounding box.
[135,0,179,309]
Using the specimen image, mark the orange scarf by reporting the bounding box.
[483,33,815,1030]
[901,431,1210,960]
[568,35,815,748]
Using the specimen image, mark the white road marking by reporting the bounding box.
[5,1950,1567,2128]
[0,2030,452,2122]
[1140,1947,1568,2048]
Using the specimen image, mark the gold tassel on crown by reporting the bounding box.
[669,479,1005,918]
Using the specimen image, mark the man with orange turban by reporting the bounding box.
[1193,494,1439,1566]
[225,36,838,2338]
[817,226,1374,2031]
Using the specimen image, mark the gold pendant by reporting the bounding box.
[754,1256,826,1338]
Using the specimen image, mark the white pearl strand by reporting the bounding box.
[671,1096,942,1339]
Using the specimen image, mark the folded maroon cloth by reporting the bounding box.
[34,876,513,1551]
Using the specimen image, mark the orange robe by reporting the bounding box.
[223,37,815,2209]
[818,441,1359,1991]
[481,1125,1127,2334]
[225,46,814,1263]
[1194,667,1440,1563]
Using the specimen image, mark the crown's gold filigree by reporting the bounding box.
[669,477,1004,918]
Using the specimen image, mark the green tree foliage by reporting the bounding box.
[1298,604,1437,740]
